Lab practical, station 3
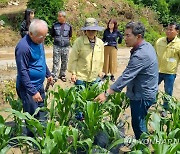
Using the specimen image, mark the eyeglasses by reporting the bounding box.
[35,33,49,39]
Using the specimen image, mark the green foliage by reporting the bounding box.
[0,12,23,31]
[0,115,11,153]
[167,0,180,15]
[130,92,180,153]
[0,83,129,153]
[127,0,180,26]
[27,0,64,44]
[107,92,129,124]
[49,86,76,125]
[1,84,180,153]
[0,15,8,24]
[1,80,16,104]
[118,22,126,33]
[168,0,180,23]
[139,17,163,45]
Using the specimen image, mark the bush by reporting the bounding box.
[140,17,163,45]
[128,0,180,26]
[0,0,9,8]
[27,0,65,44]
[1,79,17,104]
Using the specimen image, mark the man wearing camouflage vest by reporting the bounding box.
[51,11,72,82]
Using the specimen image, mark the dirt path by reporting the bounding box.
[1,46,179,98]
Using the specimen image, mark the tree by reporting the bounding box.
[27,0,64,44]
[129,0,174,25]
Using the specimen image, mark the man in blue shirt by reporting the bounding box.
[95,22,158,140]
[15,19,53,137]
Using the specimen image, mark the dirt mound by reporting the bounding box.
[0,0,162,47]
[0,0,27,47]
[0,26,20,47]
[65,0,161,38]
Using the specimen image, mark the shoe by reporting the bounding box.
[110,75,115,82]
[160,110,167,117]
[53,77,58,83]
[102,75,108,81]
[59,75,66,82]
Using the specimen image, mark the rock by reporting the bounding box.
[0,20,5,26]
[8,1,19,6]
[86,1,91,5]
[12,2,19,6]
[8,1,13,5]
[92,3,97,7]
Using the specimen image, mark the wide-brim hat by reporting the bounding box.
[81,18,104,31]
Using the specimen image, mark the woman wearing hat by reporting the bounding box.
[102,19,123,82]
[68,18,104,87]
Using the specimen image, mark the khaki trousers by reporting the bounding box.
[103,46,117,75]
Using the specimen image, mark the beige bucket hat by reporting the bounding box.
[81,18,104,31]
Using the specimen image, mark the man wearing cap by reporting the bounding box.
[68,18,104,87]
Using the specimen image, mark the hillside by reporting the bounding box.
[0,0,163,47]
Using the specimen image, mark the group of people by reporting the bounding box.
[20,10,123,84]
[16,9,180,141]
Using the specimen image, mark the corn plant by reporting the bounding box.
[106,92,129,125]
[131,105,180,153]
[75,97,125,152]
[149,112,180,154]
[41,124,93,154]
[3,81,179,153]
[3,108,90,154]
[77,83,103,101]
[3,94,23,139]
[128,92,180,153]
[0,115,11,153]
[48,86,76,126]
[0,114,41,153]
[167,98,180,131]
[81,101,106,140]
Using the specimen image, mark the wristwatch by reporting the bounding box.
[104,90,110,97]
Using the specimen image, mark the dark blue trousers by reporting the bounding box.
[16,86,47,137]
[130,100,154,139]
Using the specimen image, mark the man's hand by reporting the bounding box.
[71,74,77,82]
[94,92,107,103]
[47,76,54,85]
[33,92,43,102]
[94,89,115,103]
